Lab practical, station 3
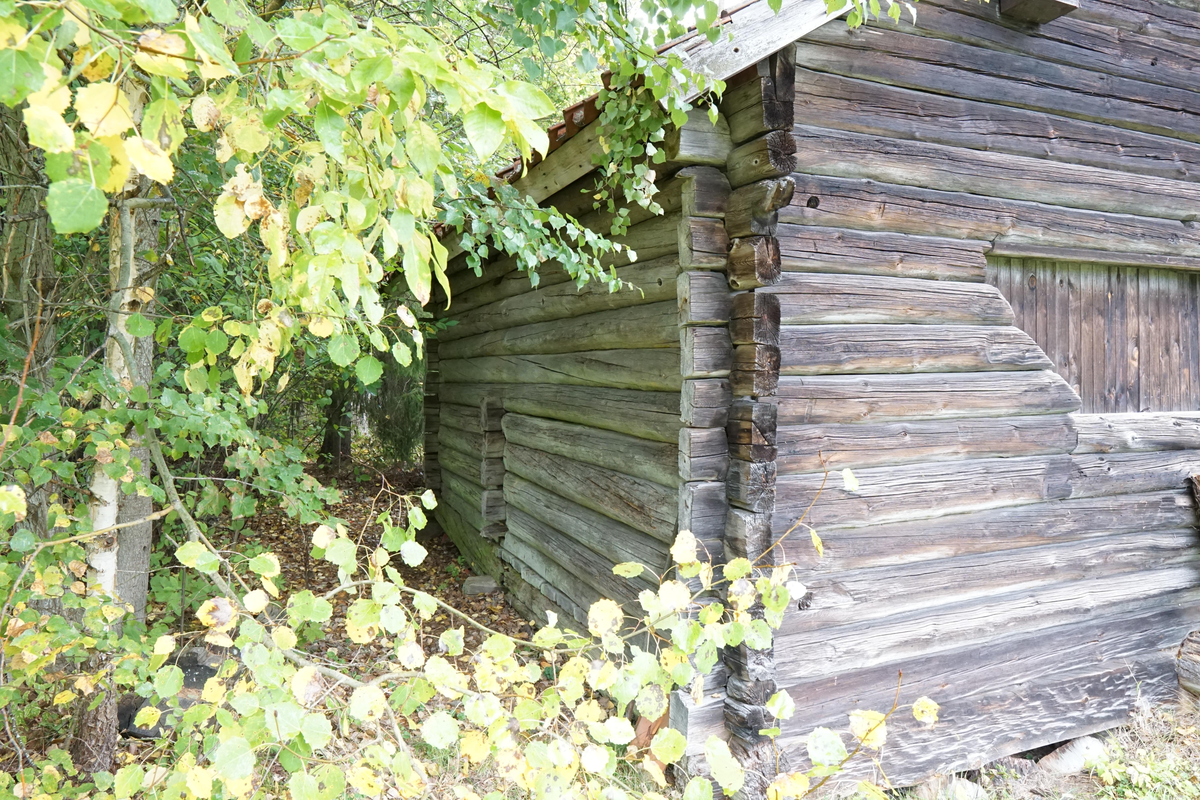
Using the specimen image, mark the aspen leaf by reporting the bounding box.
[53,690,77,705]
[683,777,714,800]
[810,528,824,558]
[23,105,74,153]
[420,710,458,749]
[99,135,130,193]
[399,539,427,567]
[650,728,686,764]
[856,782,888,800]
[46,179,106,234]
[290,666,321,705]
[201,677,225,703]
[249,553,281,577]
[311,524,335,548]
[75,83,134,137]
[197,597,236,631]
[242,589,268,614]
[658,580,691,612]
[186,766,213,799]
[806,727,847,766]
[459,730,490,764]
[587,598,622,638]
[580,743,609,774]
[912,696,940,726]
[849,709,887,749]
[349,684,386,722]
[152,634,175,655]
[613,562,644,578]
[767,772,810,800]
[766,690,795,721]
[705,737,745,795]
[841,467,859,492]
[670,529,698,564]
[191,94,221,131]
[213,192,250,238]
[212,736,255,780]
[272,626,298,650]
[133,706,161,729]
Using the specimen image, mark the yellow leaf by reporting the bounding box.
[133,705,161,729]
[204,631,234,647]
[124,137,173,184]
[243,589,268,614]
[191,95,221,132]
[912,696,940,726]
[0,17,26,49]
[658,580,691,613]
[766,771,810,800]
[74,83,133,137]
[670,529,698,565]
[849,709,887,750]
[291,666,320,705]
[74,46,116,82]
[196,597,236,631]
[24,106,74,153]
[810,528,824,558]
[856,781,888,800]
[53,690,76,705]
[272,626,298,650]
[28,67,72,115]
[586,598,622,639]
[348,764,383,796]
[642,755,668,787]
[458,730,490,764]
[201,677,225,704]
[138,29,187,56]
[307,316,334,338]
[186,765,213,799]
[99,135,130,193]
[262,576,280,598]
[841,467,859,492]
[153,635,176,655]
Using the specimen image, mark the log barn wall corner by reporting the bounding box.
[430,0,1200,789]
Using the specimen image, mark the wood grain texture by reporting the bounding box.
[504,443,678,542]
[679,271,732,325]
[502,413,679,488]
[783,175,1200,260]
[438,444,504,488]
[682,327,733,378]
[727,131,798,188]
[682,379,733,428]
[440,349,683,392]
[775,224,988,282]
[776,324,1053,375]
[769,371,1081,424]
[762,273,1013,325]
[1074,412,1200,453]
[679,426,729,482]
[679,481,729,550]
[774,414,1078,474]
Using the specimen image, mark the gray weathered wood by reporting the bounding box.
[504,443,678,542]
[1001,0,1078,25]
[763,273,1013,326]
[502,413,679,488]
[727,459,777,513]
[664,110,733,169]
[439,403,491,435]
[730,292,781,348]
[725,507,775,563]
[682,327,733,378]
[776,324,1053,375]
[439,475,507,540]
[682,379,733,428]
[1073,412,1200,453]
[439,301,678,359]
[774,414,1078,474]
[441,468,506,523]
[1070,450,1200,498]
[679,481,729,551]
[768,372,1081,425]
[731,344,781,398]
[1178,630,1200,699]
[440,349,682,392]
[783,175,1200,260]
[775,224,988,282]
[728,236,782,290]
[434,500,503,578]
[726,178,795,240]
[439,258,679,342]
[438,444,505,488]
[679,271,733,325]
[679,426,729,482]
[727,131,797,188]
[503,472,669,577]
[679,217,730,270]
[678,166,732,219]
[439,424,505,460]
[499,535,593,626]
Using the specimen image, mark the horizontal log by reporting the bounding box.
[679,271,733,325]
[504,443,678,542]
[682,327,733,378]
[503,506,641,610]
[725,179,795,240]
[774,600,1200,785]
[1069,450,1200,498]
[775,224,988,282]
[439,425,505,460]
[773,454,1075,529]
[774,414,1078,474]
[731,344,781,398]
[664,109,733,169]
[438,444,504,488]
[441,469,506,523]
[679,427,729,482]
[503,474,668,581]
[762,273,1013,326]
[728,236,782,290]
[725,508,775,564]
[1072,0,1200,49]
[776,489,1198,571]
[727,131,797,188]
[784,175,1200,260]
[439,477,506,540]
[730,293,781,348]
[678,166,732,219]
[439,403,490,435]
[679,481,729,552]
[769,371,1081,424]
[774,565,1200,679]
[440,349,682,392]
[434,501,503,579]
[499,539,591,629]
[669,690,728,759]
[792,67,1200,186]
[790,124,1200,222]
[786,530,1196,633]
[776,324,1053,375]
[682,379,733,428]
[502,413,678,488]
[679,217,730,270]
[1072,412,1200,453]
[798,29,1200,144]
[439,383,680,444]
[439,301,678,360]
[439,258,679,342]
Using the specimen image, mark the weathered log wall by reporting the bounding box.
[757,0,1200,787]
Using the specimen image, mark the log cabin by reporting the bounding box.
[427,0,1200,788]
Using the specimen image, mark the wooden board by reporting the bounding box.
[439,301,679,359]
[1074,412,1200,453]
[773,414,1077,474]
[762,273,1013,325]
[503,474,669,580]
[775,324,1053,375]
[502,413,679,488]
[775,224,988,282]
[775,490,1198,572]
[504,443,678,543]
[769,371,1081,424]
[440,349,682,392]
[782,175,1200,261]
[1069,449,1200,498]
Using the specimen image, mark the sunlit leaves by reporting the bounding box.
[463,102,505,159]
[46,179,107,233]
[420,710,459,749]
[912,696,940,726]
[806,727,848,767]
[212,736,256,780]
[74,83,134,137]
[349,684,386,722]
[849,709,887,750]
[705,737,745,796]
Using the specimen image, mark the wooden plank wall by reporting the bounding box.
[748,0,1200,787]
[987,259,1200,413]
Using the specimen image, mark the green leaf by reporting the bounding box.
[288,590,333,623]
[178,325,208,354]
[501,80,555,119]
[355,355,383,386]
[0,48,43,107]
[313,101,347,163]
[328,334,359,367]
[612,562,644,578]
[406,119,440,177]
[213,736,256,779]
[705,736,745,795]
[289,772,319,800]
[806,727,848,767]
[463,103,505,160]
[766,690,795,721]
[391,340,412,366]
[682,776,714,800]
[113,765,144,800]
[46,179,107,234]
[324,537,357,571]
[348,684,386,722]
[154,665,184,698]
[125,313,155,338]
[420,710,459,749]
[175,541,219,574]
[650,727,687,764]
